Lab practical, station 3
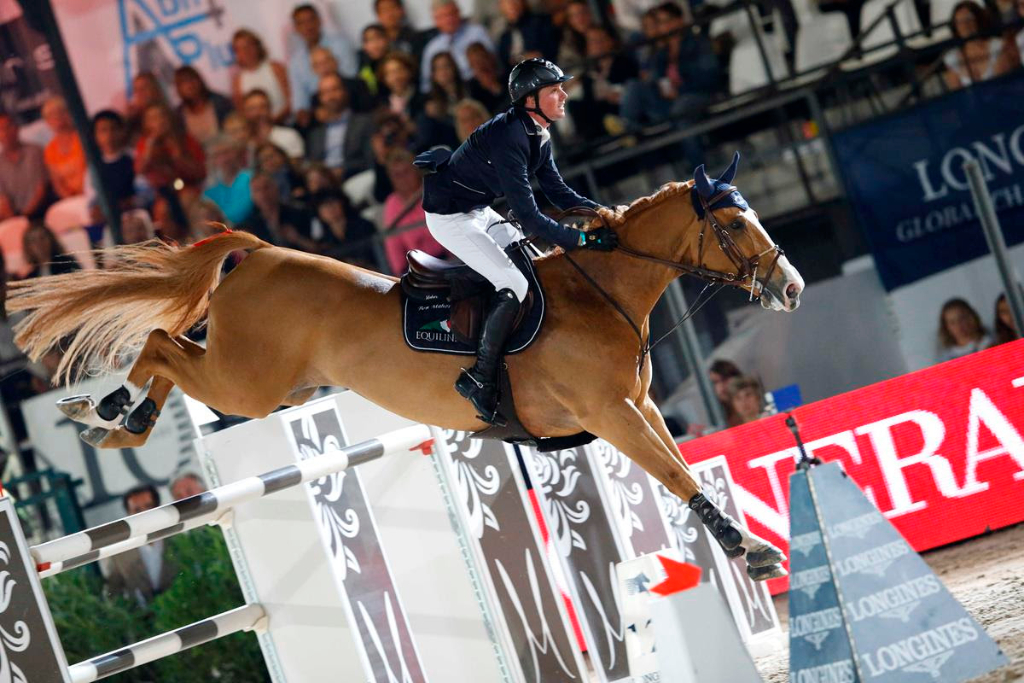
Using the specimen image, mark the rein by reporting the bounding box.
[551,192,783,374]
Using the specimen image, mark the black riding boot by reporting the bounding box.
[455,288,521,425]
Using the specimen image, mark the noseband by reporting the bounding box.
[616,185,784,303]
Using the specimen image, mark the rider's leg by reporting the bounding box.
[425,209,529,423]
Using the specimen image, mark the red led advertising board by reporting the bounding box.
[677,339,1024,594]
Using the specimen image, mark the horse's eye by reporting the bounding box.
[729,220,745,230]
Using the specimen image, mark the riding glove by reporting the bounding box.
[579,226,618,251]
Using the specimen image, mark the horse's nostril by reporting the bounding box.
[785,283,800,301]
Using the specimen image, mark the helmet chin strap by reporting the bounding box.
[519,93,555,125]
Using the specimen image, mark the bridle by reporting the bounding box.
[556,187,784,372]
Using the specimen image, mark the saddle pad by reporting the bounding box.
[401,258,545,355]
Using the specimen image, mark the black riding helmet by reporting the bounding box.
[508,58,572,124]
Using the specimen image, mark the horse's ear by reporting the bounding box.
[694,164,713,198]
[719,151,740,185]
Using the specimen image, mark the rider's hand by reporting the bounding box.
[578,226,618,251]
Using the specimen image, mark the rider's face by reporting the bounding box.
[534,84,567,122]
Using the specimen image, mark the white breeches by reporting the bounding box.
[425,207,529,302]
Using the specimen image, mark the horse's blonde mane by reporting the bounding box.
[581,180,695,231]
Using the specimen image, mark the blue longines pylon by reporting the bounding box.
[786,418,1008,683]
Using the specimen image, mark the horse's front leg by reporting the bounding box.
[583,396,786,581]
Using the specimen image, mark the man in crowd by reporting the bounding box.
[243,171,313,248]
[0,114,50,221]
[289,4,359,123]
[420,0,495,91]
[170,472,207,500]
[104,485,178,605]
[307,73,375,179]
[41,97,87,199]
[496,0,560,68]
[375,0,434,59]
[241,89,306,159]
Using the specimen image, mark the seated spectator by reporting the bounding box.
[497,0,561,68]
[85,110,137,228]
[376,0,434,59]
[203,136,253,225]
[990,292,1020,347]
[175,66,234,147]
[727,375,765,426]
[254,142,306,202]
[126,72,169,143]
[558,0,597,72]
[413,92,460,151]
[427,52,468,114]
[454,98,490,141]
[135,103,206,234]
[242,172,313,248]
[305,162,342,196]
[312,189,377,267]
[305,46,378,121]
[104,485,177,605]
[709,358,742,426]
[22,222,80,278]
[944,1,1016,89]
[359,24,391,96]
[936,297,991,362]
[570,26,638,139]
[289,4,359,123]
[381,149,446,274]
[0,113,50,221]
[420,0,496,91]
[221,111,251,154]
[232,29,290,124]
[151,196,195,244]
[41,97,87,199]
[621,2,718,162]
[307,73,375,179]
[119,209,155,245]
[170,472,207,500]
[370,111,417,202]
[379,51,425,119]
[466,42,510,113]
[241,89,305,160]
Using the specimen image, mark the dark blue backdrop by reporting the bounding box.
[832,72,1024,291]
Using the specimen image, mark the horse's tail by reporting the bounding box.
[7,229,270,386]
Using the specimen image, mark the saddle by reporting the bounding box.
[399,243,596,452]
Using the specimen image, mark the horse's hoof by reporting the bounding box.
[748,563,787,581]
[743,537,787,568]
[58,395,121,429]
[80,427,111,447]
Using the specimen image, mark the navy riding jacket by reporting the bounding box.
[420,107,599,250]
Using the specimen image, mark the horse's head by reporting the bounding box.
[689,152,804,312]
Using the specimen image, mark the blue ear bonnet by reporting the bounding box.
[690,182,749,219]
[690,152,748,219]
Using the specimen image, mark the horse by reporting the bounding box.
[7,153,804,580]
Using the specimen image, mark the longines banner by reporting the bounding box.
[831,72,1024,291]
[677,339,1024,594]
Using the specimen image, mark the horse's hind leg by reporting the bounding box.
[78,331,204,448]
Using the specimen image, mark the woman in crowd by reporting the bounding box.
[427,51,467,114]
[936,298,991,361]
[381,148,447,274]
[991,292,1020,346]
[943,1,1016,89]
[465,42,508,113]
[727,376,765,427]
[359,24,392,97]
[134,103,206,236]
[126,72,168,143]
[305,162,342,196]
[254,142,306,202]
[22,222,80,279]
[709,358,743,426]
[378,51,424,120]
[559,0,596,72]
[453,98,490,141]
[231,28,291,122]
[174,66,234,147]
[312,189,377,267]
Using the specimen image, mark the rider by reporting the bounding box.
[417,57,618,425]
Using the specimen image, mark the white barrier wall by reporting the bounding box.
[197,391,505,683]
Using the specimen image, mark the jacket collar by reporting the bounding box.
[512,107,550,142]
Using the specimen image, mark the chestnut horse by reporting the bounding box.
[8,156,804,579]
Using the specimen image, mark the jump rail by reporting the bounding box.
[68,603,267,683]
[32,425,432,569]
